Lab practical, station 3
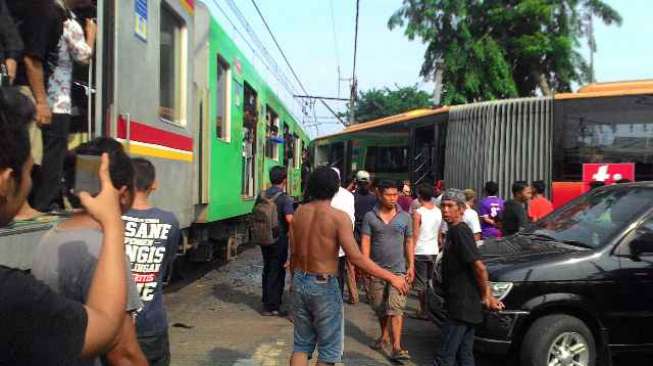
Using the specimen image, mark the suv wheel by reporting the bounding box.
[520,314,596,366]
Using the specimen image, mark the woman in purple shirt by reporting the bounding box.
[478,181,504,239]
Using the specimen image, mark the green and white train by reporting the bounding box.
[0,0,310,269]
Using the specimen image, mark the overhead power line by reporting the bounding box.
[349,0,361,125]
[249,0,346,127]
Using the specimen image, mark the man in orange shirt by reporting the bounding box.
[528,180,553,221]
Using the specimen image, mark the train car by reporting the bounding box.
[0,0,309,269]
[312,80,653,208]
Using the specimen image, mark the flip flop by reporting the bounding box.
[391,349,411,361]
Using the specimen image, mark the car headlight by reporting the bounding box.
[490,282,513,301]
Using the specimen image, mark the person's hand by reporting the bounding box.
[79,153,122,228]
[4,58,16,81]
[483,295,505,312]
[406,266,415,285]
[35,102,52,125]
[85,19,97,40]
[390,274,409,296]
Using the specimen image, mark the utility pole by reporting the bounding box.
[587,13,596,83]
[349,78,357,125]
[432,58,444,106]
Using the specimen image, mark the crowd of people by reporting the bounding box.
[256,165,550,365]
[0,0,96,221]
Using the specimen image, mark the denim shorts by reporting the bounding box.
[290,271,344,364]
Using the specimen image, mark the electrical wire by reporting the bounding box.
[249,0,346,127]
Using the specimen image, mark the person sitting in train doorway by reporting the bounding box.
[258,165,294,316]
[122,158,181,366]
[31,0,97,214]
[361,180,414,362]
[31,137,148,366]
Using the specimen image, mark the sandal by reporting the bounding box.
[391,349,411,361]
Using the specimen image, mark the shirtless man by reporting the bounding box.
[290,167,409,366]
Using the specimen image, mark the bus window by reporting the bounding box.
[159,5,187,125]
[265,106,280,160]
[554,95,653,181]
[365,146,409,174]
[216,56,231,141]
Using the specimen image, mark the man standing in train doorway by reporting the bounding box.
[259,166,294,316]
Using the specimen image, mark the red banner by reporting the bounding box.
[582,163,635,188]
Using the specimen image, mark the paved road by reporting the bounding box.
[165,246,650,366]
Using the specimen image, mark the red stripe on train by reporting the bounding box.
[117,117,193,152]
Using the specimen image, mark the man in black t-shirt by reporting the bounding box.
[502,181,532,236]
[260,166,294,316]
[433,189,504,366]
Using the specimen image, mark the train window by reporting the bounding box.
[265,106,280,160]
[553,96,653,181]
[159,5,187,125]
[216,56,231,141]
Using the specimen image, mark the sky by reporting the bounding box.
[205,0,652,138]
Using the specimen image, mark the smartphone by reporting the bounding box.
[73,154,102,196]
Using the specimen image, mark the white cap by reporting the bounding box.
[356,170,370,182]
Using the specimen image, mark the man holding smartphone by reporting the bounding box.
[32,137,148,366]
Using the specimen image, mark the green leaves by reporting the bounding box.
[341,85,433,123]
[389,0,622,102]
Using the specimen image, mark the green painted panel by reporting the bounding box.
[206,19,308,222]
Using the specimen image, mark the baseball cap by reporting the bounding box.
[441,188,466,206]
[356,170,370,182]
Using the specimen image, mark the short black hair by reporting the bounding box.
[512,181,529,195]
[376,180,397,194]
[484,181,499,196]
[0,87,34,185]
[269,166,287,185]
[64,137,134,207]
[532,180,546,195]
[132,158,156,192]
[306,166,339,200]
[417,183,433,201]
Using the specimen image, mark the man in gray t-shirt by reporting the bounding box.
[32,138,147,366]
[360,181,414,361]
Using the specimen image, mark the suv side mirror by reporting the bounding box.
[629,230,653,260]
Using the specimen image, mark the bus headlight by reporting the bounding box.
[490,282,513,301]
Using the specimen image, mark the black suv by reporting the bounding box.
[429,183,653,366]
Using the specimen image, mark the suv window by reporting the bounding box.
[615,217,653,256]
[529,187,653,249]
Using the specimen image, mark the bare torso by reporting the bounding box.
[290,201,347,275]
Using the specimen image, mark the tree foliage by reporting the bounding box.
[342,85,433,124]
[388,0,622,104]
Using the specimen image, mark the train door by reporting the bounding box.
[242,82,257,197]
[67,1,104,145]
[411,125,436,186]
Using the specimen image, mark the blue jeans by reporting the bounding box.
[432,319,476,366]
[290,271,344,364]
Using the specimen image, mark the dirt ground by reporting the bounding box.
[165,245,651,366]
